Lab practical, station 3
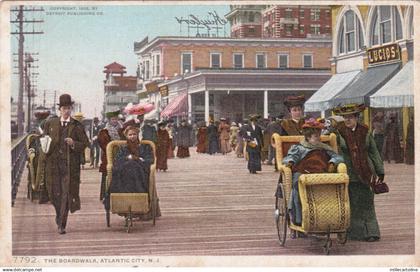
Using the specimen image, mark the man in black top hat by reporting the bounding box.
[42,94,89,234]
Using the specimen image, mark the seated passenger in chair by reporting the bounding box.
[109,126,154,194]
[282,118,344,226]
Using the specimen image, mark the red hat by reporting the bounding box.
[302,118,325,129]
[284,95,306,108]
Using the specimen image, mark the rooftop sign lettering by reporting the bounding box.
[175,11,228,30]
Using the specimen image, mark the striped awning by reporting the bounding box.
[370,61,413,108]
[160,92,188,118]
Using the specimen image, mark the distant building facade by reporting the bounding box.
[103,62,138,116]
[134,36,331,122]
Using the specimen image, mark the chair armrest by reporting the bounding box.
[299,173,349,186]
[336,163,347,174]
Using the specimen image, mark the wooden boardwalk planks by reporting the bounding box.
[12,150,414,256]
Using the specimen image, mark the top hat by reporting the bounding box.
[284,95,306,108]
[93,117,99,122]
[302,118,325,130]
[57,94,74,107]
[332,103,365,116]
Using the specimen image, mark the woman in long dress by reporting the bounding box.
[156,121,169,171]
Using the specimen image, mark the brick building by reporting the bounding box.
[262,5,332,39]
[225,5,268,38]
[224,5,332,39]
[134,36,331,122]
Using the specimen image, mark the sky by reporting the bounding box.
[11,4,230,118]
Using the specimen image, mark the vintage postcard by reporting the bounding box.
[0,0,419,268]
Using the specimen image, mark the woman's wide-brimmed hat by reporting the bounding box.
[302,118,325,130]
[158,120,167,127]
[284,95,306,108]
[73,112,84,122]
[332,103,365,116]
[57,94,74,107]
[106,110,120,118]
[249,114,260,121]
[34,111,50,120]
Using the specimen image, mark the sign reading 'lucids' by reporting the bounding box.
[367,43,401,65]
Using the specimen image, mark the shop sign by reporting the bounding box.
[367,43,401,65]
[145,81,159,93]
[159,86,169,97]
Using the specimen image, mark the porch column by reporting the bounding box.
[264,90,268,118]
[205,90,209,124]
[188,93,192,123]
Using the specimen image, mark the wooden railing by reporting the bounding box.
[11,134,28,207]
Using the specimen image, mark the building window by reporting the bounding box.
[311,9,320,21]
[325,25,331,34]
[233,53,244,69]
[249,12,255,22]
[338,10,364,54]
[325,9,331,17]
[409,8,414,38]
[249,27,255,33]
[299,25,305,34]
[371,6,403,46]
[285,8,293,19]
[153,54,160,76]
[210,53,221,68]
[285,24,293,35]
[278,54,289,68]
[145,60,150,80]
[303,54,313,68]
[299,9,305,18]
[181,52,192,74]
[310,24,321,35]
[256,53,266,68]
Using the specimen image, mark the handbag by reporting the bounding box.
[370,176,389,194]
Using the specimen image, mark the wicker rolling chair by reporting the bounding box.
[272,133,350,254]
[105,140,158,232]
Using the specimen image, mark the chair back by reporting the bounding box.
[272,133,338,168]
[106,140,157,194]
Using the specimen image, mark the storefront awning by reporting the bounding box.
[304,70,361,112]
[330,63,401,107]
[370,61,413,108]
[160,92,188,118]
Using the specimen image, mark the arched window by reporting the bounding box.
[370,6,403,46]
[409,8,414,38]
[338,10,364,54]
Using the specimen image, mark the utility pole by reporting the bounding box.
[10,5,43,136]
[43,90,46,107]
